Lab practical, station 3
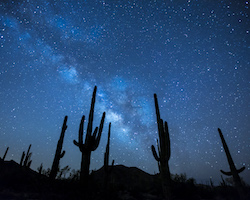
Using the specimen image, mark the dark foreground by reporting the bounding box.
[0,160,249,200]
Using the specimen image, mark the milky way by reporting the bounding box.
[0,0,249,185]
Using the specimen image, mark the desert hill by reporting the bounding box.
[0,160,249,200]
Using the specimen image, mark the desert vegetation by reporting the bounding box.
[0,86,249,200]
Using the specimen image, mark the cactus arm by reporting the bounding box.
[73,141,86,152]
[60,150,65,158]
[20,151,25,166]
[218,128,245,188]
[73,115,86,152]
[29,152,32,158]
[24,144,31,166]
[23,152,32,168]
[104,123,111,171]
[156,139,161,159]
[73,140,80,147]
[92,127,98,139]
[27,144,31,154]
[93,112,106,150]
[28,160,32,168]
[23,145,32,167]
[220,167,245,176]
[89,127,98,150]
[237,166,245,173]
[218,128,236,171]
[98,112,106,138]
[27,153,32,166]
[220,170,232,176]
[38,163,43,174]
[86,86,97,140]
[151,145,160,161]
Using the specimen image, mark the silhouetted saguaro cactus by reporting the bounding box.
[1,147,9,161]
[151,94,171,199]
[218,128,245,188]
[104,123,114,184]
[20,144,32,168]
[104,123,114,171]
[73,86,105,184]
[50,116,68,179]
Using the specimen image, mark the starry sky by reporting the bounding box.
[0,0,249,185]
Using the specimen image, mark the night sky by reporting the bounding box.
[0,0,249,185]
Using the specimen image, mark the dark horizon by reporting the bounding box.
[0,0,249,186]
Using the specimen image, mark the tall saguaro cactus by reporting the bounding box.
[218,128,245,188]
[151,94,171,198]
[50,116,68,179]
[73,86,105,184]
[104,123,114,183]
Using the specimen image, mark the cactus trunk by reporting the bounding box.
[104,123,113,172]
[50,116,68,179]
[104,123,114,195]
[151,94,172,199]
[81,151,91,181]
[218,128,245,188]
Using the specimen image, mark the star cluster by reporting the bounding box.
[0,0,249,185]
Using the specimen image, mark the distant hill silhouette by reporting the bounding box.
[0,160,249,200]
[94,165,156,187]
